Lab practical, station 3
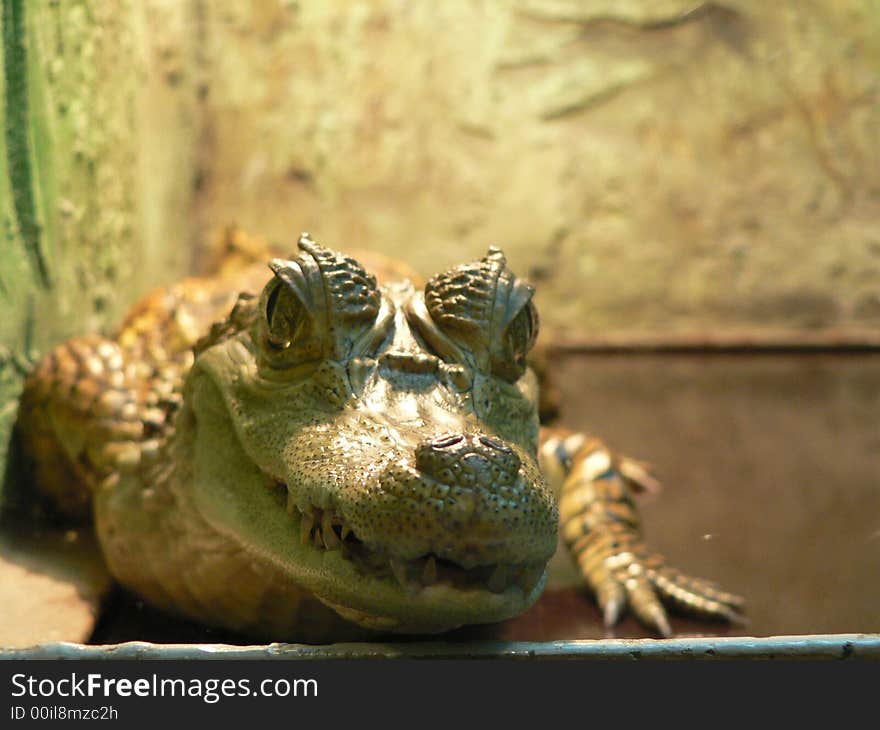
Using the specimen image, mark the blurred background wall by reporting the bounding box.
[0,1,197,491]
[193,0,880,342]
[1,0,879,477]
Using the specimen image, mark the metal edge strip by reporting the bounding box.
[2,634,878,660]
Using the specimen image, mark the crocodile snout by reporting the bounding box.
[415,433,522,488]
[318,424,556,572]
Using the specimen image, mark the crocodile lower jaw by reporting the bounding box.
[292,501,546,596]
[306,546,548,634]
[287,502,544,594]
[266,487,548,632]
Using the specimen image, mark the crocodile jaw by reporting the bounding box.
[316,555,549,633]
[274,498,550,633]
[278,519,549,633]
[182,365,552,634]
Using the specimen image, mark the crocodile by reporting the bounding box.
[16,233,743,641]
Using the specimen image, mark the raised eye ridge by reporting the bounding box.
[410,247,539,382]
[255,234,386,369]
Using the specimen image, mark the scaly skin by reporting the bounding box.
[17,234,743,639]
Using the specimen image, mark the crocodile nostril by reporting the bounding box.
[478,435,512,454]
[430,433,465,450]
[415,433,521,487]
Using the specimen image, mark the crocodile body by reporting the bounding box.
[17,235,743,640]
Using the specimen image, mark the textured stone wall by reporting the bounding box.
[195,0,880,341]
[0,0,199,645]
[0,0,198,495]
[3,0,877,479]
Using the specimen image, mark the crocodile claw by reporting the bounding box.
[556,433,745,637]
[577,523,746,636]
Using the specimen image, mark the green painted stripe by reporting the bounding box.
[2,0,50,288]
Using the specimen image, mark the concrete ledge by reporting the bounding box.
[3,634,878,660]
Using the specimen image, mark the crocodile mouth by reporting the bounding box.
[271,480,546,599]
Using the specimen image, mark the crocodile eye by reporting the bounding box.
[262,273,314,352]
[264,284,286,343]
[495,296,539,382]
[256,234,387,369]
[406,247,538,382]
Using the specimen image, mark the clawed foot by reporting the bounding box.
[600,463,744,637]
[556,435,745,637]
[579,525,746,637]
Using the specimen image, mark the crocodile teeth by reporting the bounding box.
[517,564,544,590]
[422,556,437,585]
[291,501,543,597]
[300,511,315,545]
[321,515,340,550]
[389,558,408,588]
[488,564,509,593]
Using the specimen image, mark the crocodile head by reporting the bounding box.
[183,235,557,633]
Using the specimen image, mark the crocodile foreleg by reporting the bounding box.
[540,428,745,636]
